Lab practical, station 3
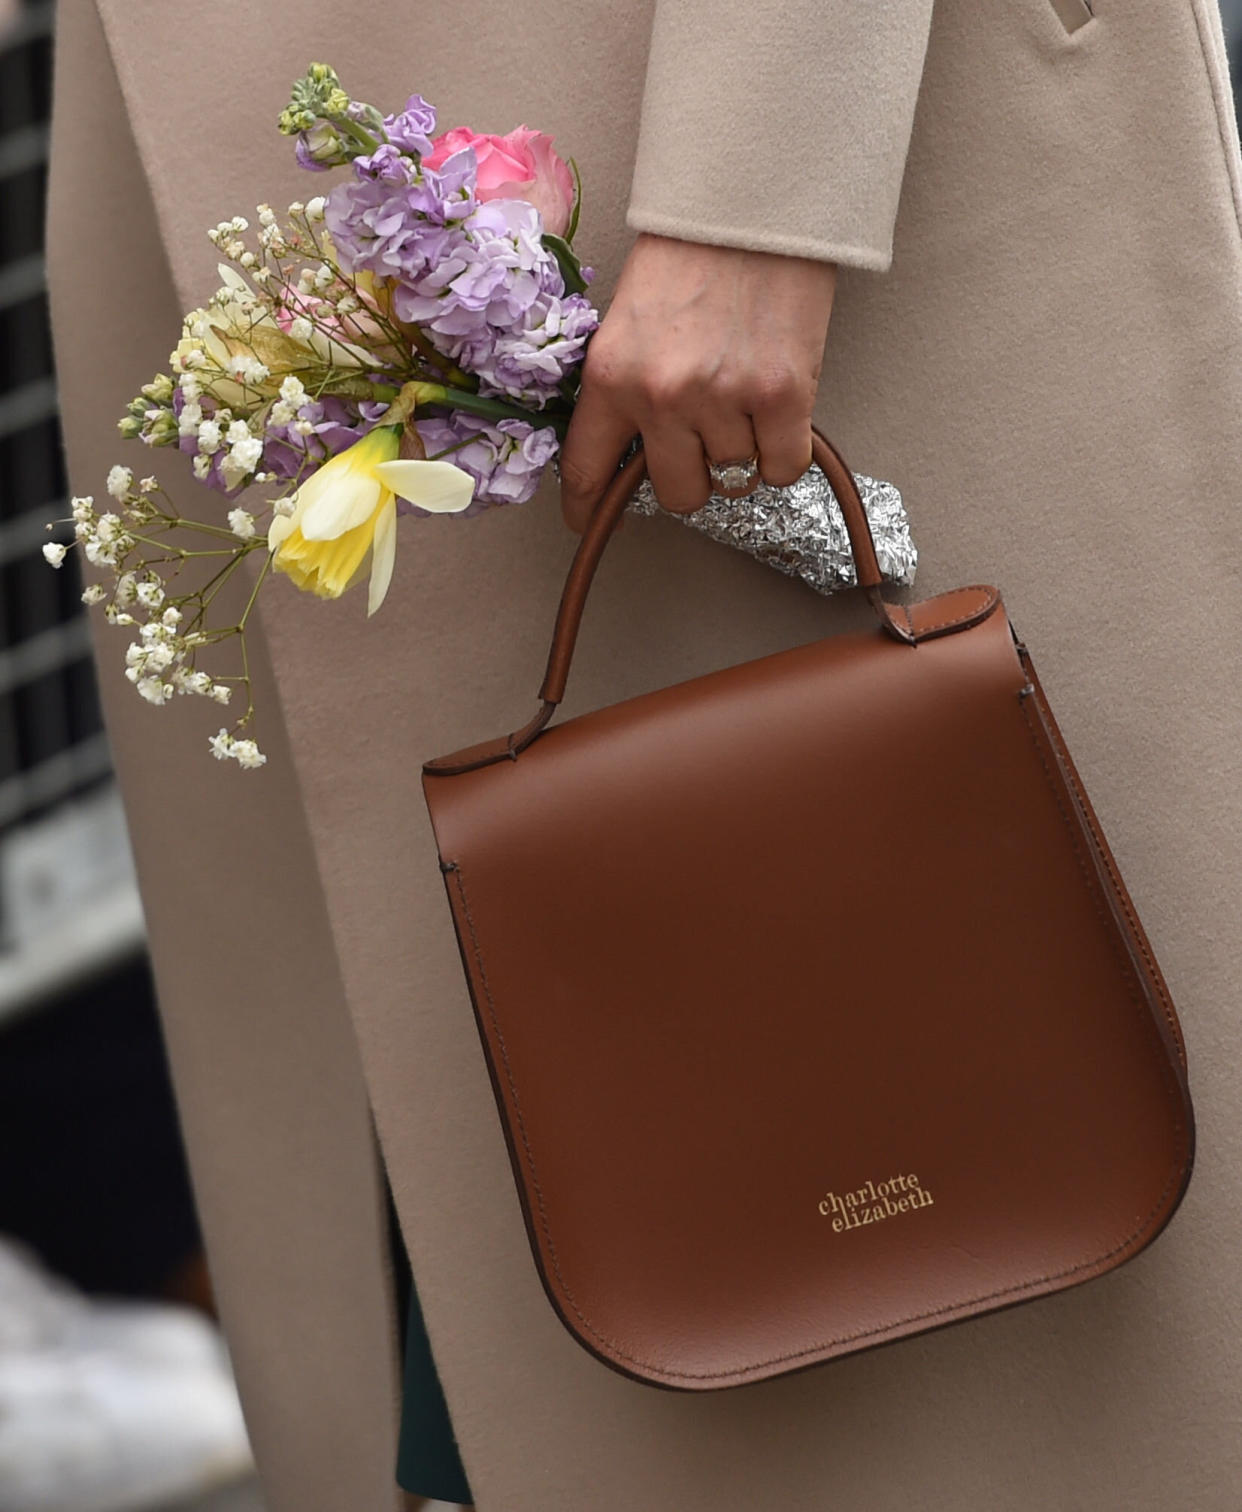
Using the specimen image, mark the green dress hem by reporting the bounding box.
[387,1190,473,1504]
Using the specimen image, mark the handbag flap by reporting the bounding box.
[423,593,1192,1389]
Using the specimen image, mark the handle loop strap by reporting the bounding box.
[423,427,914,778]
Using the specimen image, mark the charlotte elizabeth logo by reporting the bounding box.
[818,1173,934,1233]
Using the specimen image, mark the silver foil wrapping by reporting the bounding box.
[628,465,918,595]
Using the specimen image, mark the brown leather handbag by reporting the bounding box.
[422,430,1194,1391]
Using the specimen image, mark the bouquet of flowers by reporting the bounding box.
[45,63,598,768]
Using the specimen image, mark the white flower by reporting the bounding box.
[229,355,270,386]
[210,684,232,705]
[227,508,257,540]
[71,496,94,522]
[209,728,234,761]
[136,581,165,610]
[42,542,67,568]
[171,668,208,697]
[226,419,251,445]
[231,436,263,472]
[107,465,133,499]
[232,738,266,769]
[81,584,107,605]
[221,456,255,492]
[279,375,306,407]
[289,317,313,341]
[272,496,297,518]
[192,455,212,481]
[305,196,326,221]
[197,419,222,455]
[136,676,173,706]
[178,401,204,437]
[139,476,159,493]
[161,606,182,628]
[115,573,138,604]
[96,513,121,542]
[258,205,277,228]
[270,401,296,426]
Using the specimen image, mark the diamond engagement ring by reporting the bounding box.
[707,454,760,494]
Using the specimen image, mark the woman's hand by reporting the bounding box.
[559,233,837,531]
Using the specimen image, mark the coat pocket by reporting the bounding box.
[1049,0,1093,32]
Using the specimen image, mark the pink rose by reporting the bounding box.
[424,124,576,238]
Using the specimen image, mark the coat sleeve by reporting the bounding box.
[626,0,935,271]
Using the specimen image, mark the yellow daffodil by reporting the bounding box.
[268,428,474,615]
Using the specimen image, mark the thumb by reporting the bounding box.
[559,381,637,533]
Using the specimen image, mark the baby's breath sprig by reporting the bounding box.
[44,467,283,768]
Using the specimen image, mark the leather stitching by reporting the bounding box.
[449,865,590,1337]
[1023,677,1187,1068]
[910,588,1000,640]
[443,685,1189,1385]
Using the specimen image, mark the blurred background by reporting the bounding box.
[2,2,1242,1510]
[0,0,258,1507]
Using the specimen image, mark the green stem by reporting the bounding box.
[336,116,382,157]
[406,325,474,390]
[238,553,271,631]
[414,382,571,439]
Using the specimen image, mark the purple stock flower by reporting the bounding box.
[470,291,599,403]
[352,142,414,184]
[322,108,601,407]
[295,138,331,172]
[392,199,546,326]
[413,412,559,511]
[324,152,477,283]
[294,119,348,172]
[382,94,436,157]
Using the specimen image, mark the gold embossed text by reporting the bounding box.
[817,1173,934,1232]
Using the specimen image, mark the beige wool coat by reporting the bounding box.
[47,1,1242,1508]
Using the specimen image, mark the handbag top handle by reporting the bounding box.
[425,428,916,778]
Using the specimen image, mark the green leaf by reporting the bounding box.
[543,232,588,296]
[566,157,582,244]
